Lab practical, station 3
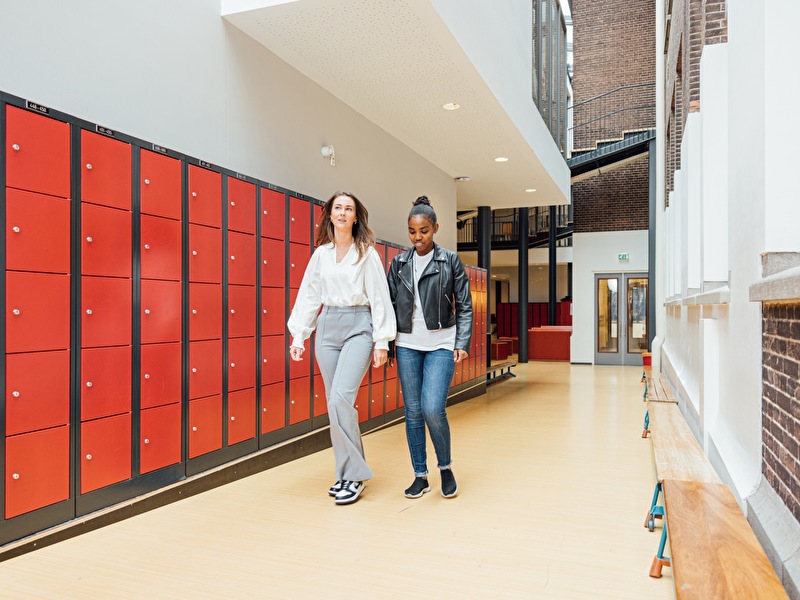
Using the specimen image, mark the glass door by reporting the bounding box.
[595,273,648,365]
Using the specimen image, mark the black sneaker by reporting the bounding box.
[404,477,431,499]
[328,480,344,497]
[441,469,458,498]
[334,481,364,505]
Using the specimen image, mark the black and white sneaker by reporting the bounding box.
[440,469,458,498]
[334,481,364,505]
[404,477,431,499]
[328,480,344,497]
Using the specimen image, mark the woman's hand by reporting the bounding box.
[373,348,388,368]
[289,346,305,362]
[453,349,468,363]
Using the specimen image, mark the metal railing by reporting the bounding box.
[456,206,572,247]
[569,83,656,153]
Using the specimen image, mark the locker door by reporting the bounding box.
[189,224,222,283]
[228,337,256,392]
[261,287,285,336]
[5,350,70,435]
[289,196,310,245]
[81,130,131,210]
[6,272,70,353]
[140,149,181,220]
[140,403,181,474]
[261,188,285,241]
[81,203,132,278]
[141,279,182,344]
[260,382,285,434]
[261,335,285,385]
[5,105,70,198]
[188,395,222,458]
[141,342,182,410]
[313,373,327,417]
[288,377,310,425]
[81,276,132,348]
[81,413,132,494]
[289,242,309,289]
[261,238,286,288]
[189,340,222,400]
[355,384,369,423]
[189,283,222,341]
[228,232,256,286]
[81,346,132,421]
[385,376,398,412]
[370,366,385,418]
[228,388,256,445]
[312,203,323,240]
[5,425,70,519]
[188,165,221,228]
[6,188,70,274]
[228,285,256,339]
[140,215,182,281]
[227,178,256,235]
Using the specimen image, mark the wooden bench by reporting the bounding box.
[486,361,516,384]
[653,479,788,599]
[641,365,678,437]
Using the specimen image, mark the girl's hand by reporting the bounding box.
[453,349,468,363]
[289,346,305,362]
[373,348,388,368]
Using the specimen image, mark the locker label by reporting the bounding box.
[152,144,168,154]
[96,125,116,137]
[25,101,50,114]
[198,160,212,169]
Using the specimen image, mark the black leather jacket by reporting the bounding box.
[387,244,473,354]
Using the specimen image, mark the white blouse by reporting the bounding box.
[287,243,396,350]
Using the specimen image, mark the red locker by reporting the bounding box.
[141,342,182,410]
[189,283,222,341]
[385,377,398,412]
[6,188,70,274]
[355,384,369,423]
[313,373,327,417]
[370,367,385,418]
[81,130,132,210]
[261,382,285,434]
[261,237,286,288]
[189,340,222,400]
[5,350,70,436]
[140,215,182,281]
[188,395,222,458]
[228,336,256,392]
[289,196,310,245]
[228,232,256,286]
[6,272,70,353]
[140,149,182,220]
[228,178,256,235]
[189,224,222,283]
[81,346,132,421]
[228,388,256,445]
[5,105,70,199]
[5,425,70,519]
[141,279,181,344]
[81,203,132,278]
[261,188,285,241]
[81,413,132,494]
[289,242,310,289]
[81,276,132,348]
[188,165,221,228]
[261,335,285,385]
[289,338,311,382]
[312,203,323,240]
[288,377,310,425]
[228,285,256,339]
[140,402,181,474]
[261,287,285,336]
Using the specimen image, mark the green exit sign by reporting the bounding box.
[618,253,630,261]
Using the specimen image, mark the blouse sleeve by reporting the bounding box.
[286,248,324,349]
[364,248,397,350]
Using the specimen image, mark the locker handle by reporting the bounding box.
[144,179,150,185]
[230,256,235,261]
[263,210,268,215]
[144,309,151,315]
[262,408,267,412]
[12,473,20,479]
[230,201,235,207]
[12,309,20,315]
[192,426,198,431]
[263,358,267,363]
[144,438,150,444]
[144,244,150,250]
[144,374,150,379]
[85,454,92,460]
[85,164,93,170]
[192,250,198,256]
[192,309,198,314]
[192,368,197,373]
[230,416,235,421]
[86,309,93,315]
[230,362,235,368]
[86,236,93,243]
[230,309,235,314]
[263,260,267,265]
[291,217,295,222]
[262,309,267,314]
[86,382,93,388]
[11,144,20,151]
[11,226,20,233]
[192,192,197,197]
[12,391,20,398]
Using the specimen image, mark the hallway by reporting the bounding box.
[0,362,673,599]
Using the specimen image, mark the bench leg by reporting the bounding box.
[643,382,648,400]
[642,409,650,438]
[644,481,664,530]
[649,521,671,578]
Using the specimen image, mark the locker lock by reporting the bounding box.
[144,438,150,444]
[230,201,235,207]
[86,382,93,388]
[86,309,93,315]
[12,226,20,233]
[263,309,267,314]
[86,236,93,243]
[11,144,20,151]
[144,179,150,185]
[144,374,151,379]
[144,244,150,250]
[230,309,235,314]
[192,368,197,373]
[230,416,235,421]
[85,454,92,460]
[12,309,20,315]
[262,408,267,412]
[192,309,198,314]
[12,473,20,479]
[263,210,268,215]
[263,358,268,363]
[85,164,93,170]
[263,260,268,265]
[230,255,235,261]
[192,250,198,256]
[144,309,151,315]
[192,426,198,431]
[192,192,197,197]
[12,391,20,398]
[230,362,235,368]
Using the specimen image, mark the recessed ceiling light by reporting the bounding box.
[455,176,470,182]
[525,188,537,192]
[442,102,461,111]
[494,156,508,162]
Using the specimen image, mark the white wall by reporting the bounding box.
[571,230,649,363]
[0,0,456,249]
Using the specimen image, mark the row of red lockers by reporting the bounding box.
[2,102,487,521]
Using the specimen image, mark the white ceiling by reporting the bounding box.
[222,0,568,212]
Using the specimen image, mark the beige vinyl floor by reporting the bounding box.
[0,361,674,599]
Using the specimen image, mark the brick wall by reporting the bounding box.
[762,302,800,521]
[572,155,650,233]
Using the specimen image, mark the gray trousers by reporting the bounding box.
[315,306,374,482]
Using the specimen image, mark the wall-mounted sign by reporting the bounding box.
[618,253,630,261]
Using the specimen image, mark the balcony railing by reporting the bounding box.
[456,206,572,249]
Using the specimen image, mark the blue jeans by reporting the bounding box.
[396,347,456,477]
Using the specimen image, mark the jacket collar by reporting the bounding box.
[398,243,445,263]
